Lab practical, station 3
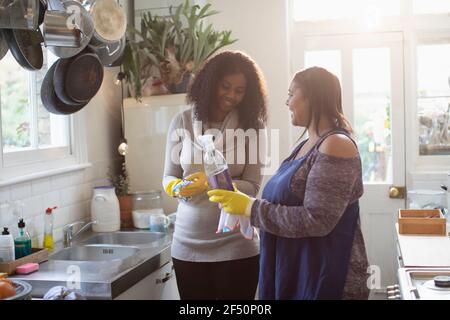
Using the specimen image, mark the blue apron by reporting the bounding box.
[259,131,360,300]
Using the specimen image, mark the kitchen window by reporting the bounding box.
[290,0,450,171]
[0,49,88,184]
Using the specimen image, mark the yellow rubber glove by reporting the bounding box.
[207,187,253,217]
[165,178,183,197]
[178,172,209,197]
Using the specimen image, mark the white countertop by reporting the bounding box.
[396,223,450,267]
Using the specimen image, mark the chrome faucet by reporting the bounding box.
[63,220,97,247]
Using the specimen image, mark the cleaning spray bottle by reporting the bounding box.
[43,207,57,251]
[198,134,254,239]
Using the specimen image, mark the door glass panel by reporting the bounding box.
[304,50,342,81]
[417,44,450,156]
[353,48,392,183]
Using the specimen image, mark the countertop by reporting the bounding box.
[10,228,173,300]
[396,223,450,267]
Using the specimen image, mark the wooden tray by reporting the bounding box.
[0,248,48,275]
[398,209,446,235]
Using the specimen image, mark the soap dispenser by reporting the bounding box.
[43,207,57,251]
[15,219,32,259]
[0,227,15,262]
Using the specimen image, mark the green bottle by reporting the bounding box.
[15,219,32,259]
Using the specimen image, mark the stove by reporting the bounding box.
[389,268,450,300]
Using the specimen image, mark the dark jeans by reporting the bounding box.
[172,255,259,300]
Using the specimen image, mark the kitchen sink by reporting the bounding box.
[82,231,166,246]
[50,245,140,262]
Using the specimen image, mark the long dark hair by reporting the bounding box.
[293,66,352,139]
[187,51,268,130]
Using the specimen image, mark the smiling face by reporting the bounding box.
[286,81,310,127]
[216,73,247,115]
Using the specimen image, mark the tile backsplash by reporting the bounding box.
[0,159,116,247]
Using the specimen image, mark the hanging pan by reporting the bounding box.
[0,29,8,61]
[42,50,104,115]
[53,51,104,104]
[4,27,43,70]
[41,62,87,115]
[41,61,87,115]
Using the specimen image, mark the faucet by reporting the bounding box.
[63,220,97,247]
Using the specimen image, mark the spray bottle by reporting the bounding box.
[198,134,234,192]
[198,134,254,238]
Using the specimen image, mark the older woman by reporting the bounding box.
[208,67,370,300]
[163,51,268,300]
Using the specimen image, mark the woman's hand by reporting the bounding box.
[165,178,183,198]
[177,172,209,197]
[207,187,253,217]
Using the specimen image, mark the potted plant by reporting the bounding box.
[123,0,237,99]
[107,162,133,229]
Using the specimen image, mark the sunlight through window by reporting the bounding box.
[293,0,401,22]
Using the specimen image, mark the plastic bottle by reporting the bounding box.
[15,219,32,259]
[43,207,57,251]
[198,134,234,191]
[0,227,15,262]
[198,134,238,232]
[198,134,255,239]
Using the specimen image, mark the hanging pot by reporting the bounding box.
[42,9,82,48]
[88,34,125,67]
[46,0,94,58]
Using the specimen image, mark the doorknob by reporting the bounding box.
[389,186,406,199]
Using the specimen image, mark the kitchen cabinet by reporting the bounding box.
[115,261,180,300]
[395,223,450,267]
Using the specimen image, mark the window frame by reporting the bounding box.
[0,59,89,185]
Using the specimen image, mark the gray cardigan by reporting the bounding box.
[163,107,266,262]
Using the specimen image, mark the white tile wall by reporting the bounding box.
[0,159,119,248]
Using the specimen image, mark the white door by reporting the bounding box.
[295,32,406,290]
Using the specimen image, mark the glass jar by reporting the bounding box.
[131,190,164,229]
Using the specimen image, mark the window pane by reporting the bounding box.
[1,49,69,154]
[294,0,400,22]
[417,44,450,97]
[417,44,450,156]
[413,0,450,15]
[353,48,392,183]
[417,98,450,155]
[0,52,31,152]
[37,50,69,148]
[304,50,342,81]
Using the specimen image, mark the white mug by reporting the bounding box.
[149,213,170,233]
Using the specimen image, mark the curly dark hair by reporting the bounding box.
[187,50,268,130]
